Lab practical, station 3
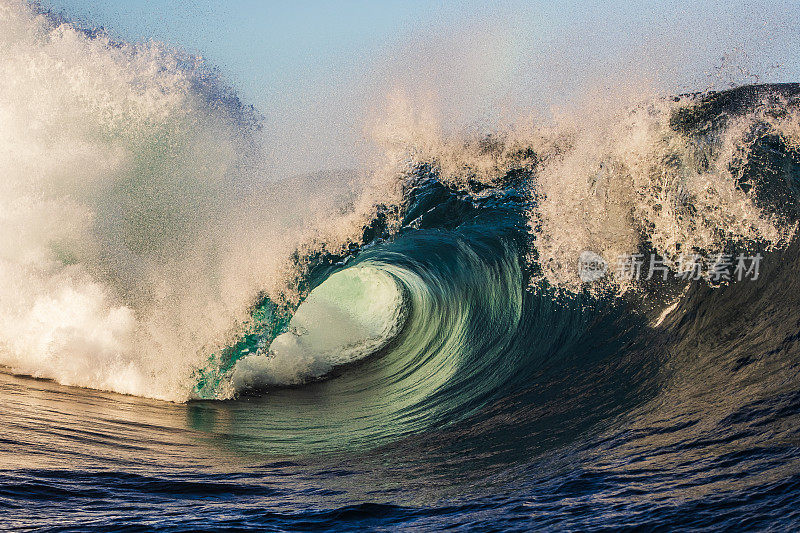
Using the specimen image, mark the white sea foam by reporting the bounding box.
[1,0,798,401]
[371,88,799,293]
[230,266,406,391]
[0,1,378,400]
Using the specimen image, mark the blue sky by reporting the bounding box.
[41,0,800,177]
[42,1,474,104]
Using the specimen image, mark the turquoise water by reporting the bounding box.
[2,5,800,529]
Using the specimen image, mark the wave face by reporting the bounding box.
[3,2,800,529]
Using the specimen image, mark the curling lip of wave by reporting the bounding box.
[2,0,800,406]
[227,265,408,391]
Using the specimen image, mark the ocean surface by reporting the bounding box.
[2,3,800,531]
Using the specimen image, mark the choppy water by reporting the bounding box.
[2,2,800,530]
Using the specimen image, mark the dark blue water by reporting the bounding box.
[3,87,800,532]
[2,8,800,527]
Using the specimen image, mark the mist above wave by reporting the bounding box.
[1,0,799,402]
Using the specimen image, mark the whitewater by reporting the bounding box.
[2,1,797,402]
[2,1,800,530]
